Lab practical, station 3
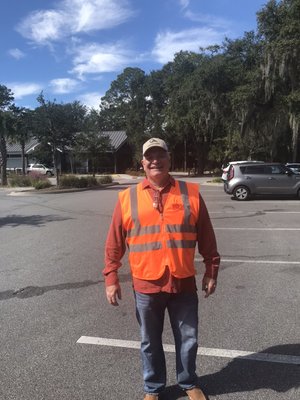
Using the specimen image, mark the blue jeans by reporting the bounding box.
[134,291,199,394]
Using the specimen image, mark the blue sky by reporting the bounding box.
[1,0,267,110]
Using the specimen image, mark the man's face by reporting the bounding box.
[141,147,170,181]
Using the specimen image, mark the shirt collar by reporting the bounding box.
[141,175,175,190]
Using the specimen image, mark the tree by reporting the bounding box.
[74,132,111,176]
[87,1,300,171]
[10,106,34,175]
[161,52,202,170]
[257,0,300,161]
[0,85,15,186]
[164,50,233,174]
[34,93,87,185]
[144,69,168,138]
[74,110,111,176]
[222,32,265,161]
[100,67,147,166]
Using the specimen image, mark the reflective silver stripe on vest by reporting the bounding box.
[167,240,196,249]
[165,224,196,233]
[178,180,191,224]
[127,182,196,240]
[165,181,196,233]
[128,242,162,252]
[127,225,161,237]
[130,186,139,221]
[127,187,160,237]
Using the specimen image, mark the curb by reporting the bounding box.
[3,179,223,196]
[5,182,118,195]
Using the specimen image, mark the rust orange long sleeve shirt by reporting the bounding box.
[103,176,220,293]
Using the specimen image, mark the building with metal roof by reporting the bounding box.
[101,130,130,173]
[6,131,130,173]
[6,138,40,154]
[104,131,127,151]
[6,138,40,172]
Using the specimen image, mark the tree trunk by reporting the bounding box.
[289,113,299,162]
[195,138,208,175]
[21,141,26,175]
[92,159,96,177]
[51,143,60,186]
[0,133,8,186]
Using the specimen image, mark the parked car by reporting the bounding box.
[221,160,263,181]
[224,162,300,200]
[286,163,300,174]
[27,164,54,176]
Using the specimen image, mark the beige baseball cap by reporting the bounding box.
[142,138,168,155]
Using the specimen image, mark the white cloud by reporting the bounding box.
[16,0,135,45]
[17,10,65,44]
[49,78,81,94]
[78,91,103,109]
[7,82,43,99]
[152,28,226,64]
[179,0,190,10]
[8,48,25,60]
[65,0,135,33]
[70,42,132,78]
[184,10,231,29]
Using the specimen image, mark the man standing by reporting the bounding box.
[103,138,220,400]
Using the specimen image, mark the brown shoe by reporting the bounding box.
[144,394,158,400]
[186,387,208,400]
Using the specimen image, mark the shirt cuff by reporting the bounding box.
[204,264,219,280]
[104,271,119,286]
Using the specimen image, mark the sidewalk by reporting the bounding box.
[111,172,222,183]
[2,173,222,196]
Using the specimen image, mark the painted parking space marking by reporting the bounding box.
[214,227,300,231]
[195,258,300,265]
[204,201,300,204]
[210,211,300,214]
[77,336,300,365]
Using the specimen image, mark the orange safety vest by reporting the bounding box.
[119,180,200,280]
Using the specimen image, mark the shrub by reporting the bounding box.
[86,176,99,186]
[210,177,223,183]
[125,168,144,177]
[9,173,53,189]
[33,180,52,190]
[8,175,32,187]
[98,175,113,184]
[27,171,45,180]
[59,175,80,188]
[77,177,88,188]
[30,174,52,189]
[59,175,100,188]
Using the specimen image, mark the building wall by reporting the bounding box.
[7,154,35,169]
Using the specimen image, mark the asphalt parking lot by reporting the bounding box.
[0,178,299,399]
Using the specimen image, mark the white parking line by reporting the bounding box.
[77,336,300,365]
[214,227,300,231]
[210,211,300,214]
[195,258,300,265]
[205,201,300,204]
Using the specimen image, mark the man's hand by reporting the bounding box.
[106,284,122,306]
[202,276,217,298]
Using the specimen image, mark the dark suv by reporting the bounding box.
[224,162,300,200]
